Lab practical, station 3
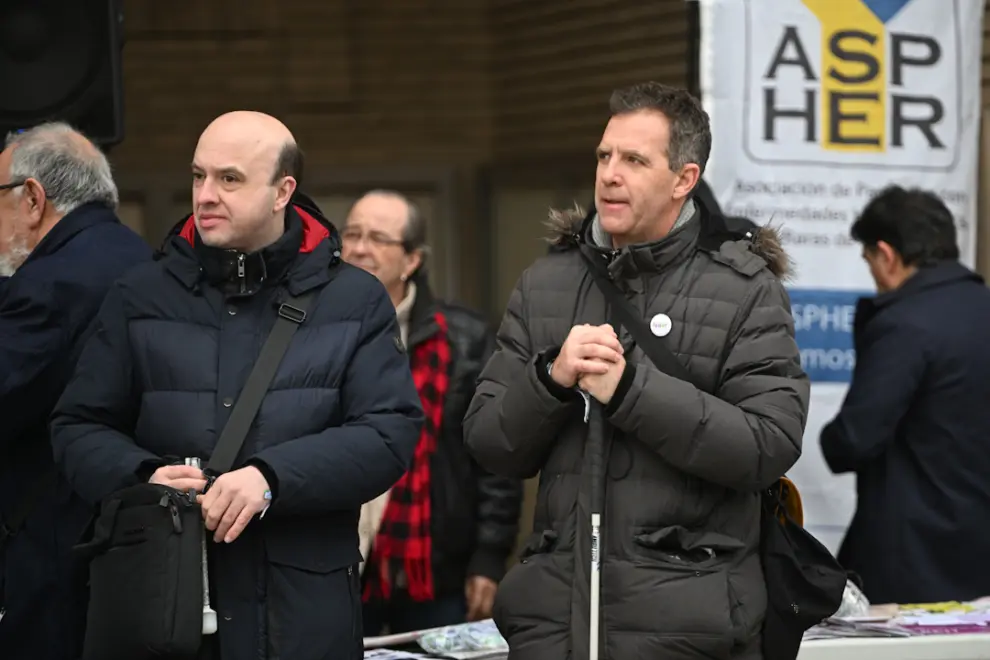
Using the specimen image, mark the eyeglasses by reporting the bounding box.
[340,228,405,249]
[0,180,25,192]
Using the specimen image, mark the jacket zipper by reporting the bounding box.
[237,253,247,295]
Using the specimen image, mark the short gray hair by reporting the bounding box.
[609,82,712,175]
[4,122,119,214]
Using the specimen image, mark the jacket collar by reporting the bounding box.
[407,274,440,347]
[583,199,701,279]
[193,208,302,297]
[564,194,791,282]
[876,260,981,305]
[855,260,982,333]
[22,202,122,267]
[159,198,342,296]
[575,197,755,277]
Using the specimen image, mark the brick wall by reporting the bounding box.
[111,0,690,177]
[101,1,990,179]
[111,0,493,174]
[489,0,691,177]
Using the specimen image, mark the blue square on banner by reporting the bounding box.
[861,0,911,24]
[786,288,874,384]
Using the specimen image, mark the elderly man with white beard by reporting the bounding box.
[0,122,151,660]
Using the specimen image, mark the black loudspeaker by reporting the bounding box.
[0,0,124,147]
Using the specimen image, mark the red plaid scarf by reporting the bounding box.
[363,311,450,603]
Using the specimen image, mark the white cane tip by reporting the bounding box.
[203,609,218,635]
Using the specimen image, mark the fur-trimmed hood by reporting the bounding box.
[544,202,794,281]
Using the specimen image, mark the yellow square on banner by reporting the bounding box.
[801,0,886,152]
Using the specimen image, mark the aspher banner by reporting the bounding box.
[699,0,983,552]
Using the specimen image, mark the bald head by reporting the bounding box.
[191,111,301,252]
[197,111,303,186]
[205,110,293,140]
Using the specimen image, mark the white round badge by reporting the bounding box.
[650,313,672,337]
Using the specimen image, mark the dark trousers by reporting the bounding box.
[362,592,467,636]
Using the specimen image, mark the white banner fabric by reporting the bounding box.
[699,0,984,552]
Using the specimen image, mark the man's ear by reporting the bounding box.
[402,249,423,281]
[273,176,298,214]
[672,164,701,201]
[875,240,901,271]
[21,178,47,228]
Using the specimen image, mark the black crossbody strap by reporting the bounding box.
[1,292,316,551]
[205,292,316,475]
[578,247,705,392]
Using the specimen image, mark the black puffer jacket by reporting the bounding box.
[51,197,423,660]
[465,199,809,660]
[0,204,151,660]
[406,279,523,594]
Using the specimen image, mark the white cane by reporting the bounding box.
[590,512,601,660]
[186,457,218,635]
[584,393,604,660]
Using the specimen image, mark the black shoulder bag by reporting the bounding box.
[75,293,315,660]
[579,249,846,660]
